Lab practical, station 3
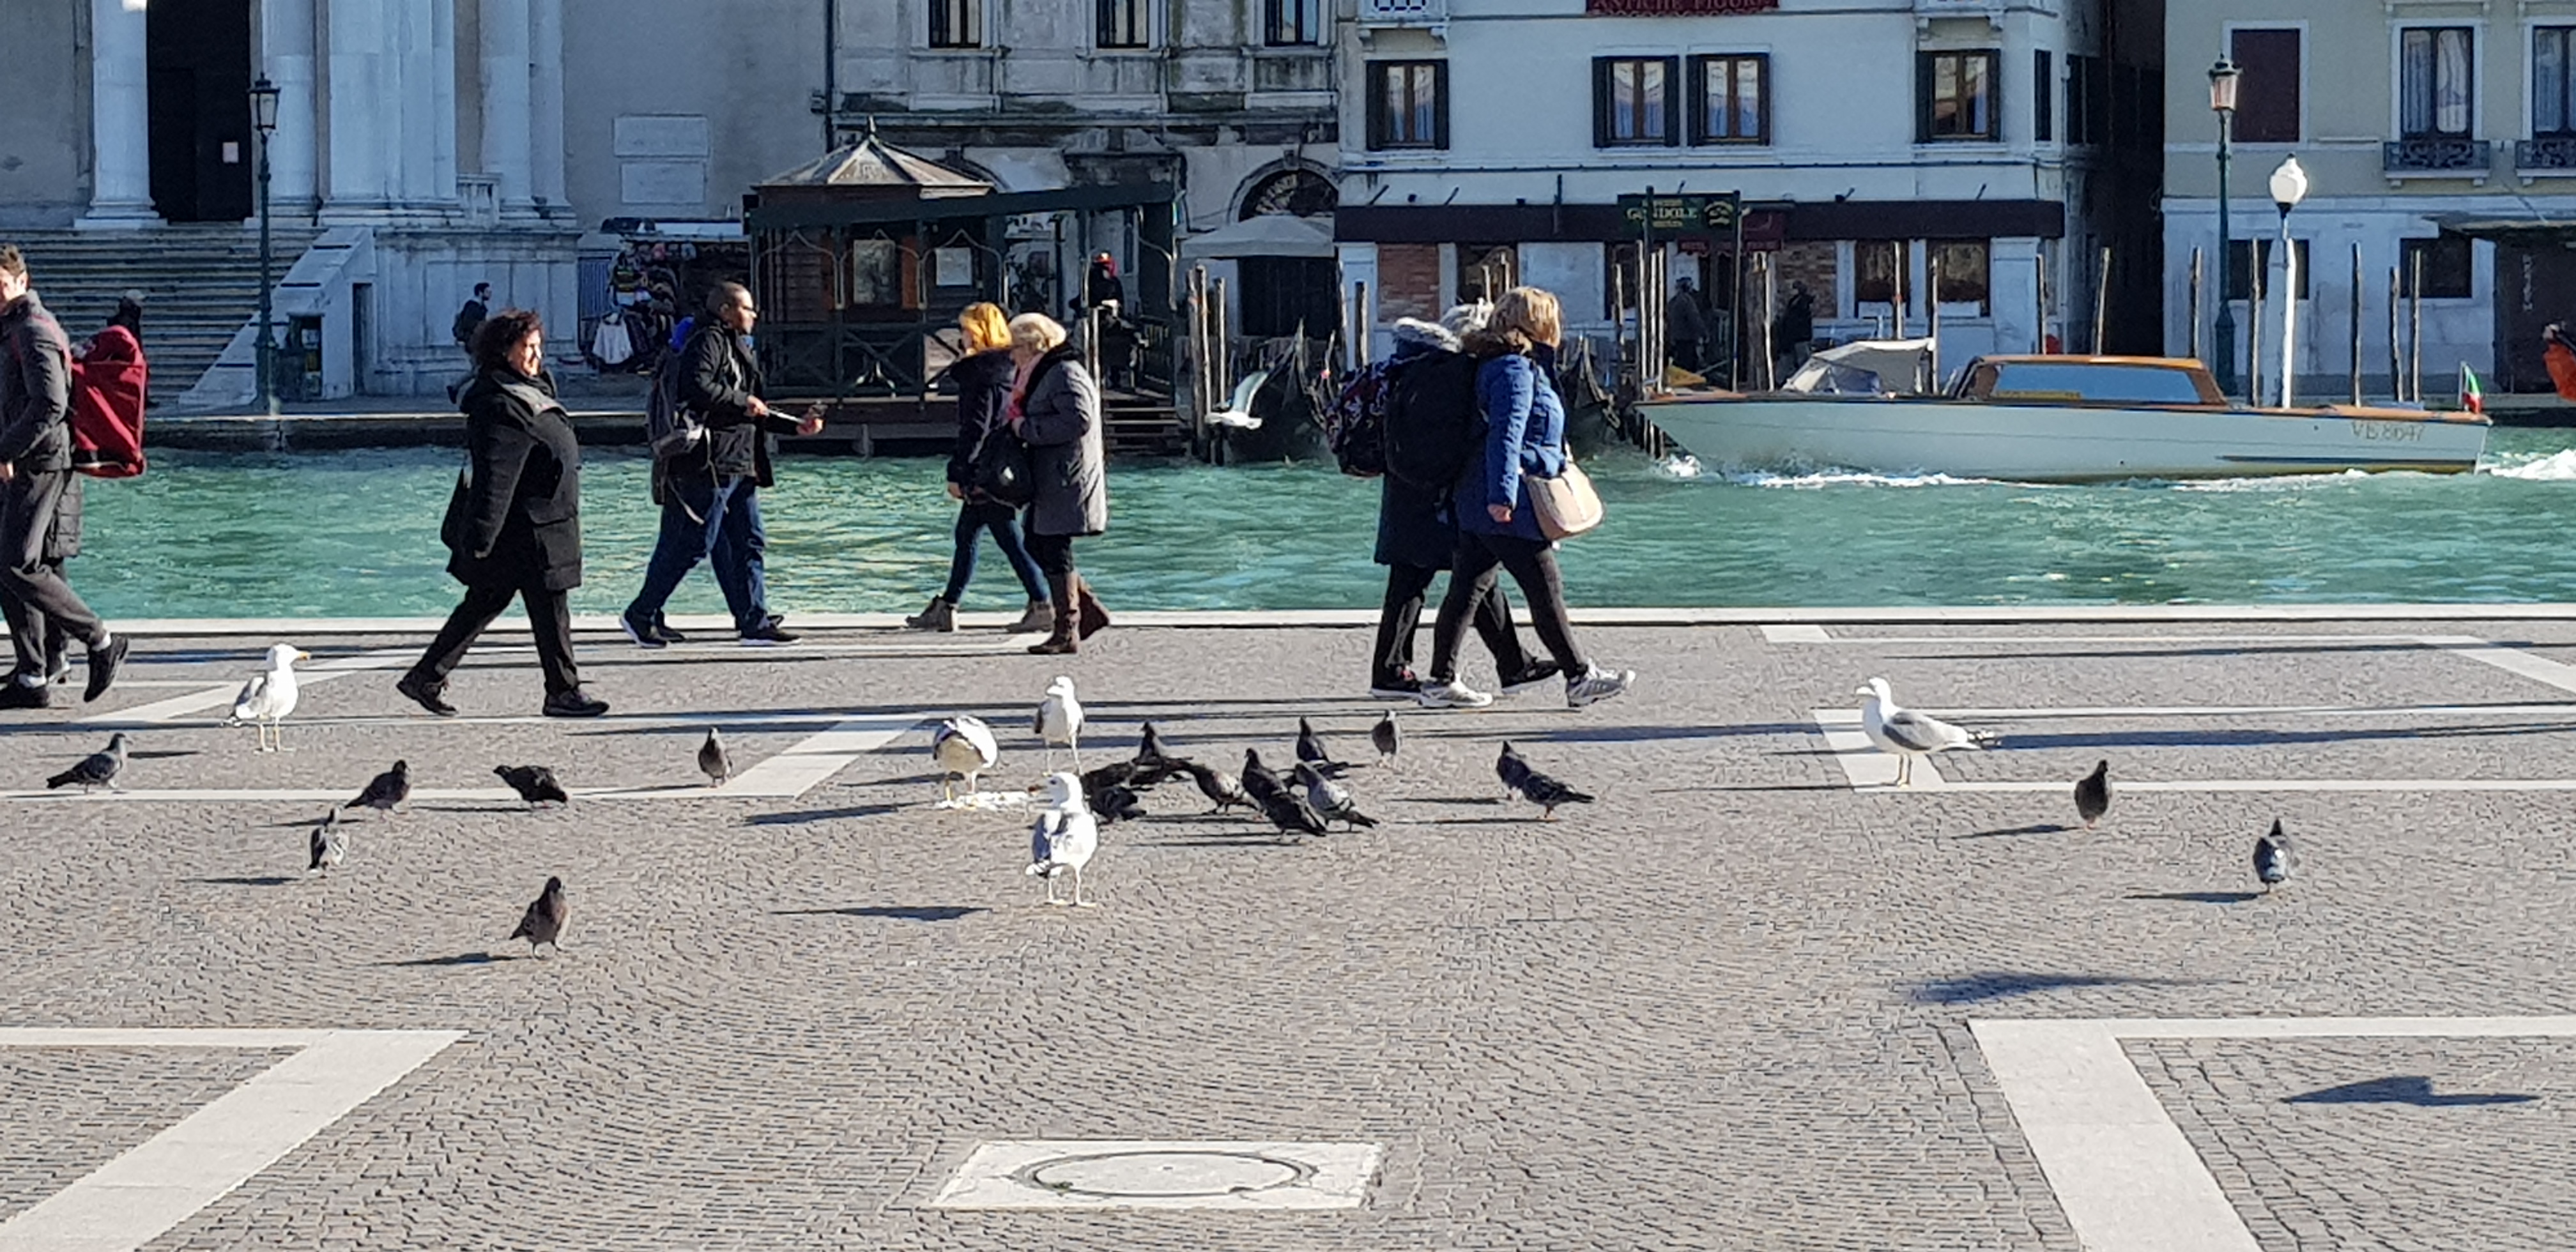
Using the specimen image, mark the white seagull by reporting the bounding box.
[1855,676,1997,787]
[932,715,1000,802]
[1025,771,1100,906]
[1206,369,1271,430]
[1034,675,1084,773]
[229,644,310,752]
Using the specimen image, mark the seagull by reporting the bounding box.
[1035,676,1084,773]
[1294,761,1379,829]
[1295,717,1342,774]
[1183,760,1254,814]
[1855,677,1997,787]
[227,644,309,752]
[2074,760,2111,829]
[2255,820,2293,894]
[348,760,411,813]
[507,875,568,957]
[47,733,127,791]
[1025,771,1100,906]
[1497,741,1533,800]
[1137,722,1172,763]
[1206,368,1270,430]
[1371,712,1400,767]
[307,808,345,875]
[698,728,732,788]
[494,765,569,808]
[933,715,1000,802]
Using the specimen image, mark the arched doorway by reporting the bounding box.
[1237,167,1337,221]
[147,0,254,222]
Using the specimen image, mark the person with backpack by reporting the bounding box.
[0,245,128,709]
[903,302,1050,633]
[453,283,490,356]
[1418,286,1634,710]
[619,282,822,648]
[1355,302,1553,700]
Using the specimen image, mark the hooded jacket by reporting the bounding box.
[1457,330,1567,542]
[442,368,584,591]
[0,292,73,472]
[1374,317,1471,569]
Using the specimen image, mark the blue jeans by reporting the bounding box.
[627,472,769,632]
[941,500,1048,604]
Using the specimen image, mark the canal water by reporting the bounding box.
[73,429,2576,619]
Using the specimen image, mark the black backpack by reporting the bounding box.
[1383,351,1484,494]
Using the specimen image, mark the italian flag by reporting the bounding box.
[2460,363,2484,414]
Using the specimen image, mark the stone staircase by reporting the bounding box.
[1103,393,1189,457]
[6,224,316,399]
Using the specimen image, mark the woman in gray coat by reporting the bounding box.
[1006,312,1108,654]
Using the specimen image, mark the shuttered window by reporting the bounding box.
[1595,57,1682,147]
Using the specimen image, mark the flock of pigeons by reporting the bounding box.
[1857,676,2296,894]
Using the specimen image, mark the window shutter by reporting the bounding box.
[1432,61,1451,149]
[1364,65,1386,150]
[1662,56,1682,145]
[1986,51,2002,142]
[1686,56,1708,145]
[2034,50,2052,142]
[1915,52,1935,143]
[1593,59,1613,148]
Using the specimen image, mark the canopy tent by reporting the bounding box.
[1780,338,1938,395]
[1179,213,1335,261]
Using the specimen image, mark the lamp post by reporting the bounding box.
[2209,56,2241,397]
[249,75,280,415]
[2268,155,2309,409]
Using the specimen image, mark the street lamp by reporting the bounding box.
[2268,155,2309,408]
[249,75,280,415]
[2209,56,2241,397]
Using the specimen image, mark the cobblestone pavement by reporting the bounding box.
[3,616,2575,1249]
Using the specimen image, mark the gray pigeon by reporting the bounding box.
[1255,786,1330,841]
[1496,742,1534,799]
[349,760,410,813]
[698,728,731,786]
[47,733,127,791]
[1499,745,1591,820]
[1295,718,1342,774]
[494,764,569,807]
[1137,722,1171,763]
[306,809,346,874]
[1294,761,1379,829]
[2074,760,2110,829]
[1184,761,1254,814]
[1371,712,1399,767]
[1241,748,1293,810]
[508,876,568,956]
[2255,820,2292,892]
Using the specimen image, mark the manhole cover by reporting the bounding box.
[1020,1149,1312,1198]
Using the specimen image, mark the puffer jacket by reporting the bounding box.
[442,368,585,592]
[1015,344,1108,537]
[1374,316,1470,569]
[1456,334,1567,542]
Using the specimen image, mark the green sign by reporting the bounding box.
[1617,192,1741,234]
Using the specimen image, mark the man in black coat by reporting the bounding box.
[620,281,822,647]
[452,282,490,355]
[0,245,125,710]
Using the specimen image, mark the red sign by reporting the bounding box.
[1585,0,1779,13]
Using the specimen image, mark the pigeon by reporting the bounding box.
[494,764,569,807]
[1294,761,1379,829]
[1497,741,1534,800]
[1082,758,1185,805]
[1137,722,1172,763]
[1295,717,1342,774]
[1255,785,1331,840]
[1371,712,1400,767]
[348,760,411,813]
[1093,784,1147,824]
[2074,760,2111,829]
[698,728,732,788]
[932,715,1000,801]
[227,643,309,752]
[1496,744,1593,820]
[1241,747,1293,809]
[306,808,345,874]
[1034,676,1084,772]
[1025,772,1101,906]
[507,875,568,956]
[1855,677,1998,787]
[46,733,127,791]
[2255,820,2293,893]
[1183,760,1254,814]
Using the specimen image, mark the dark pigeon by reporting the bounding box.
[1371,712,1399,767]
[1256,786,1331,840]
[1295,718,1342,774]
[1496,742,1534,799]
[698,728,732,786]
[1184,761,1254,814]
[2255,820,2293,892]
[1241,748,1292,809]
[47,733,128,791]
[306,808,345,874]
[1137,722,1172,763]
[494,765,569,807]
[349,760,411,813]
[1294,762,1379,829]
[1094,784,1148,824]
[508,876,568,956]
[1499,745,1591,820]
[2074,760,2110,829]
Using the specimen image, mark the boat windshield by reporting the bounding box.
[1979,362,2209,405]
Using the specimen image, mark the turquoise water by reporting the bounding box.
[66,429,2576,618]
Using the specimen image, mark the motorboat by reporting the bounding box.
[1638,340,2490,482]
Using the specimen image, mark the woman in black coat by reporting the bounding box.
[395,309,607,719]
[903,303,1051,633]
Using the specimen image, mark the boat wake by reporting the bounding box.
[2482,449,2576,480]
[1719,466,2010,490]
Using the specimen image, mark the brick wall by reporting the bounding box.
[1771,241,1838,312]
[1376,243,1439,325]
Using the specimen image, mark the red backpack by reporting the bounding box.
[70,324,146,478]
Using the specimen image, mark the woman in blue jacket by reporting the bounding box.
[1417,286,1634,710]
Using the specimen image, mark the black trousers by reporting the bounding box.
[1429,531,1584,684]
[1375,563,1528,682]
[411,580,581,696]
[1023,528,1078,578]
[0,469,103,680]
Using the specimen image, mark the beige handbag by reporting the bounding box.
[1528,461,1605,540]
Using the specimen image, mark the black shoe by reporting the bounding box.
[1498,660,1566,698]
[542,689,610,718]
[739,621,800,646]
[1368,669,1426,700]
[619,610,668,650]
[652,620,688,645]
[0,681,50,710]
[395,671,458,717]
[82,634,128,703]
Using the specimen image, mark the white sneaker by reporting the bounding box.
[1414,678,1494,709]
[1564,664,1634,708]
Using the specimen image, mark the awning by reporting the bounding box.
[2427,211,2576,245]
[1180,214,1335,261]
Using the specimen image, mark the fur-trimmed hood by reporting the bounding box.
[1390,317,1460,355]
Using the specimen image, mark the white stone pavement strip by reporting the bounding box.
[80,648,417,726]
[1970,1017,2576,1252]
[2420,633,2576,695]
[0,1028,465,1252]
[714,715,919,797]
[931,1140,1383,1211]
[1812,706,1938,790]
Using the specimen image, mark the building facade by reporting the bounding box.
[1333,0,2163,384]
[2163,0,2576,398]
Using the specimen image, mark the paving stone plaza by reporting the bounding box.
[3,610,2574,1250]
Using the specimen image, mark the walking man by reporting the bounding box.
[621,282,822,647]
[0,245,126,708]
[452,282,491,358]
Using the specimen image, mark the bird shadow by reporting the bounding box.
[1955,823,2073,839]
[1406,795,1507,807]
[2283,1076,2538,1106]
[744,804,906,825]
[1151,836,1305,848]
[128,749,201,761]
[774,905,989,922]
[379,952,511,968]
[189,875,298,887]
[1905,970,2196,1004]
[1708,782,1864,793]
[1422,815,1537,827]
[2127,890,2263,905]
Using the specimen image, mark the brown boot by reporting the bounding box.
[902,597,957,632]
[1027,574,1078,655]
[1007,599,1053,633]
[1073,574,1110,641]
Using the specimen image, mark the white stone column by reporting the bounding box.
[260,0,319,215]
[479,0,533,217]
[429,0,457,202]
[394,1,437,204]
[528,0,567,216]
[79,0,160,227]
[325,0,390,211]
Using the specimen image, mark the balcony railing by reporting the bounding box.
[1358,0,1446,23]
[2517,135,2576,171]
[2384,137,2492,174]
